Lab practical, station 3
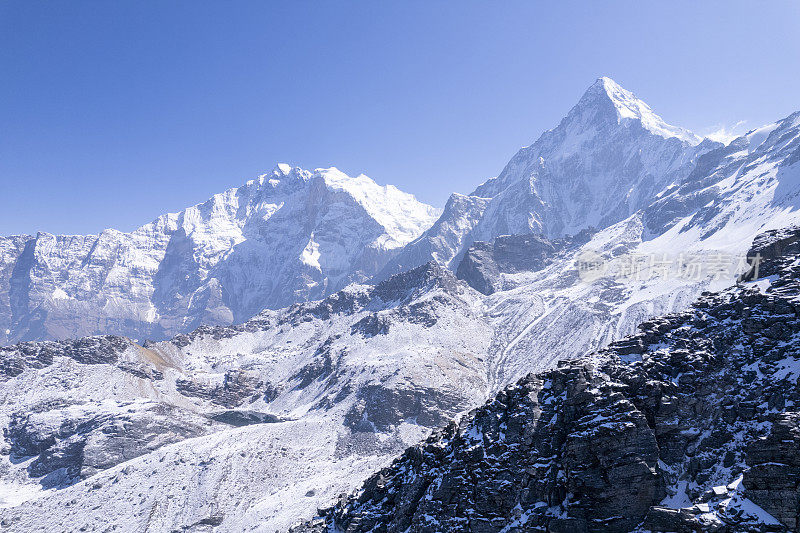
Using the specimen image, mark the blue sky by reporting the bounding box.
[2,1,799,235]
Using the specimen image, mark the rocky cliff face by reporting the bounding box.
[297,226,800,533]
[0,166,439,345]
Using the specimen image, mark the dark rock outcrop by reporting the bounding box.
[456,231,594,294]
[742,225,800,280]
[5,402,216,487]
[175,369,267,408]
[343,384,471,433]
[207,410,283,427]
[744,413,800,531]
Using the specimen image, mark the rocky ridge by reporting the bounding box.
[296,226,800,533]
[379,77,720,278]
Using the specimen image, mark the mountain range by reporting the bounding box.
[1,77,800,532]
[0,166,439,344]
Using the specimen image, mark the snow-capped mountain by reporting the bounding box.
[450,101,800,390]
[2,77,800,532]
[375,77,800,392]
[0,166,440,345]
[380,77,720,277]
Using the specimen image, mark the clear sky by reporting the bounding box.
[2,1,799,235]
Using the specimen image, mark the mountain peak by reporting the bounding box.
[574,76,702,145]
[275,162,292,175]
[586,75,625,95]
[578,76,636,108]
[312,167,441,247]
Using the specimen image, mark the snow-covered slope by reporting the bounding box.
[377,79,800,394]
[463,105,800,390]
[0,166,440,345]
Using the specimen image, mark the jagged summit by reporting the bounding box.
[245,165,440,247]
[576,76,635,108]
[569,76,702,145]
[471,76,710,203]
